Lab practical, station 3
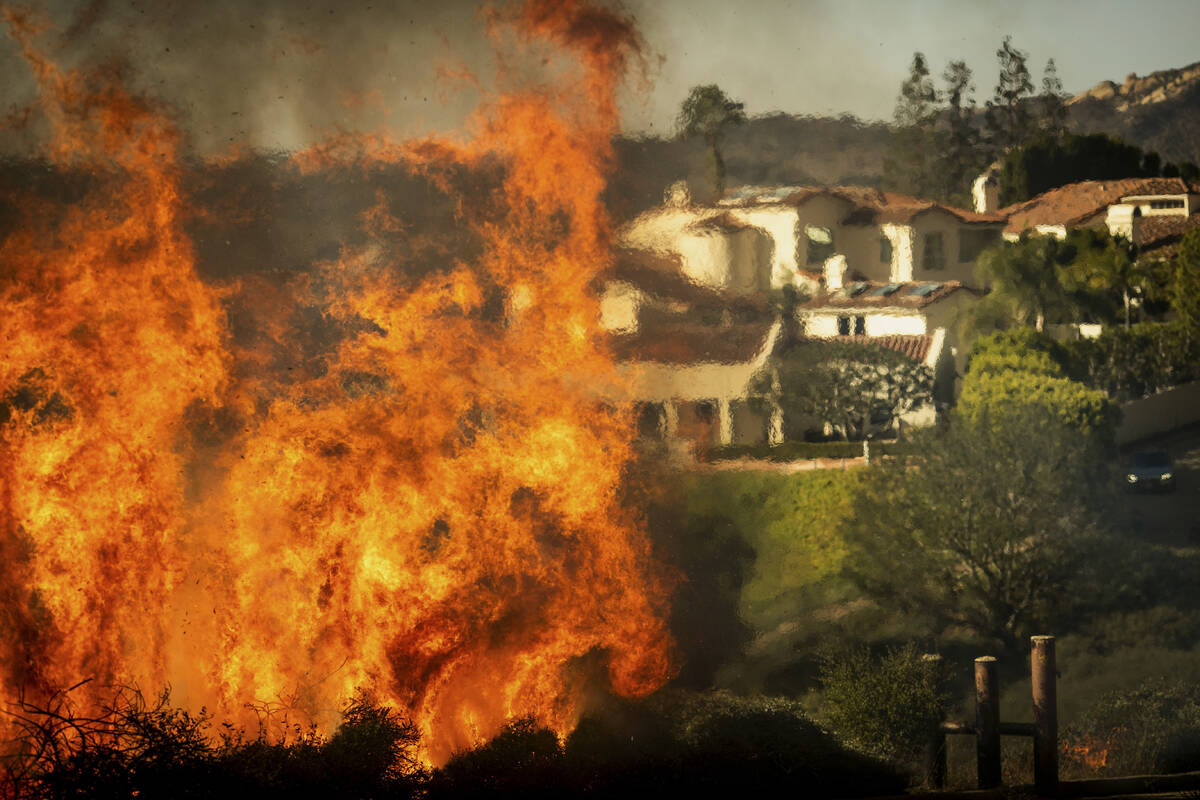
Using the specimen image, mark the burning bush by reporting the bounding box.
[1062,679,1200,777]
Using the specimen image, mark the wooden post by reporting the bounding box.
[975,656,1001,789]
[921,654,946,789]
[1032,636,1058,796]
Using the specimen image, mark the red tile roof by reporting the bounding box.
[725,185,1004,225]
[807,333,935,363]
[594,248,768,312]
[1001,177,1200,234]
[800,280,971,310]
[609,319,778,365]
[1136,213,1200,258]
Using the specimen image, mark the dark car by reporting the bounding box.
[1125,450,1176,492]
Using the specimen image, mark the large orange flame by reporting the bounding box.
[0,0,674,763]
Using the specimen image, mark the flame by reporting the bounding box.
[1063,735,1112,771]
[0,0,675,764]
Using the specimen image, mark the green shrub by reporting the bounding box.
[818,644,951,766]
[1063,680,1200,777]
[706,439,919,462]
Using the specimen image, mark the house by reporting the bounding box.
[992,176,1200,260]
[594,248,782,450]
[621,183,1006,294]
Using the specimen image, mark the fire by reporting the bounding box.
[0,0,675,764]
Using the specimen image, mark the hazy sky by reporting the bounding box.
[1,0,1198,154]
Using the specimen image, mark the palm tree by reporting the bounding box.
[676,84,746,200]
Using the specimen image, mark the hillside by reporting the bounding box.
[609,60,1200,220]
[1067,62,1200,167]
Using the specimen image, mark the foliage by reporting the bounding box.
[884,53,941,198]
[984,36,1035,154]
[937,59,982,206]
[676,84,746,200]
[997,132,1158,206]
[1,687,425,800]
[1063,680,1200,777]
[1171,227,1200,333]
[429,692,906,798]
[1059,228,1148,328]
[840,408,1114,651]
[1059,320,1200,401]
[683,470,863,632]
[958,369,1120,443]
[818,644,951,765]
[1038,58,1068,136]
[969,233,1078,333]
[758,340,933,442]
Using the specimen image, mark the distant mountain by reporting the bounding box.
[1066,62,1200,167]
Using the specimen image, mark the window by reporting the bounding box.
[806,225,835,264]
[958,229,1000,262]
[836,315,865,335]
[879,236,893,264]
[922,231,944,270]
[1150,199,1185,210]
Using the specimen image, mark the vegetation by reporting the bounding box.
[959,330,1120,443]
[676,84,746,201]
[2,688,426,800]
[983,36,1036,154]
[429,693,906,799]
[755,339,933,442]
[819,644,951,766]
[840,408,1114,652]
[1063,680,1200,777]
[997,132,1163,207]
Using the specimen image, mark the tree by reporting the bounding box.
[984,36,1035,154]
[936,59,982,205]
[970,233,1077,333]
[959,328,1121,443]
[996,132,1156,206]
[1060,228,1144,328]
[1171,227,1200,335]
[676,84,746,200]
[841,407,1113,651]
[758,340,933,441]
[884,53,941,198]
[1038,58,1069,135]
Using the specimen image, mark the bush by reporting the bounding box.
[706,439,918,462]
[1063,680,1200,777]
[2,688,425,800]
[818,644,951,766]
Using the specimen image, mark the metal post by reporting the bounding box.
[975,656,1001,789]
[1032,636,1058,796]
[921,654,946,789]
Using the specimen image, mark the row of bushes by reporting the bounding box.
[1,689,907,799]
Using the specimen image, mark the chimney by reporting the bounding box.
[1105,203,1141,244]
[824,254,847,291]
[972,173,999,215]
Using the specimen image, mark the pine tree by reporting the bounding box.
[1039,58,1069,135]
[883,53,941,198]
[938,60,980,205]
[984,36,1035,155]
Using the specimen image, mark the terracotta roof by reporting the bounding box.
[807,333,934,364]
[722,184,1004,225]
[596,247,769,312]
[1136,213,1200,258]
[609,319,777,365]
[1001,177,1200,234]
[800,280,970,311]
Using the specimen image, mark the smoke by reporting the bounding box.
[0,0,499,155]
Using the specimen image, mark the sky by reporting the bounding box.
[1,0,1198,154]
